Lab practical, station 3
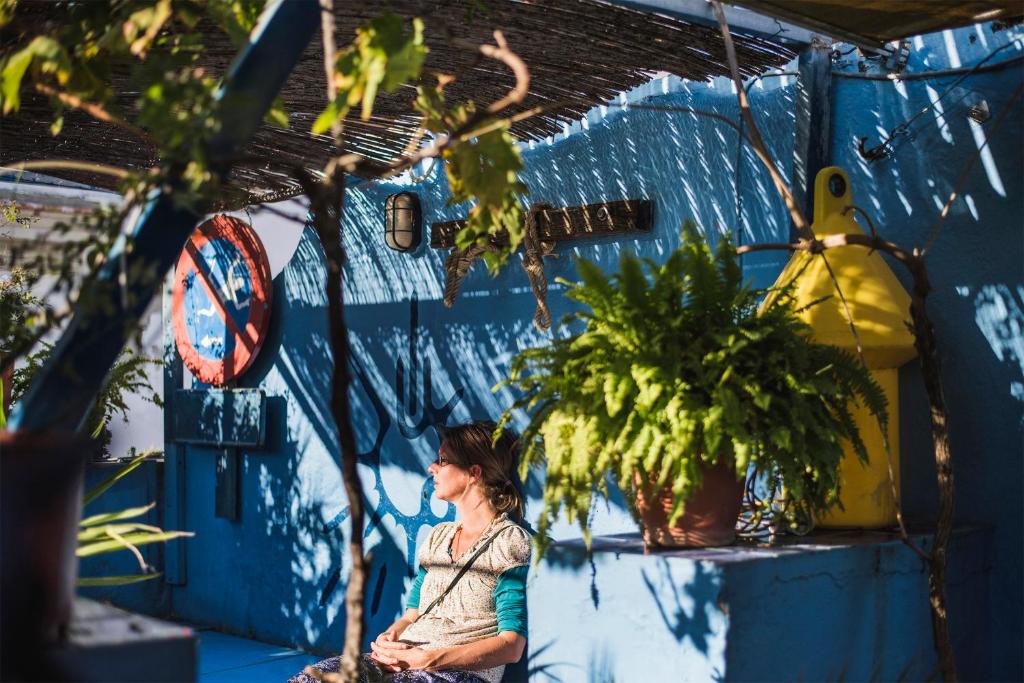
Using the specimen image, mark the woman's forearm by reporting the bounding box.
[425,633,526,671]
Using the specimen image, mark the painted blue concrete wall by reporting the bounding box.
[828,26,1023,680]
[528,527,991,681]
[149,73,799,658]
[720,528,993,682]
[83,21,1022,682]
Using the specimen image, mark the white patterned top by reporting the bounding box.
[400,515,531,683]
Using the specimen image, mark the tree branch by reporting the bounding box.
[3,159,131,180]
[33,83,152,143]
[478,31,530,115]
[294,165,366,683]
[711,0,813,240]
[319,0,342,145]
[329,30,532,183]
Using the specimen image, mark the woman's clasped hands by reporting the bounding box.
[369,630,435,672]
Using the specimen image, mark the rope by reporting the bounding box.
[442,204,553,332]
[522,204,552,331]
[443,242,495,306]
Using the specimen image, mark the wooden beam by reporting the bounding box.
[608,0,822,46]
[430,199,654,249]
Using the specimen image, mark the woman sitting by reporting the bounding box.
[292,421,530,683]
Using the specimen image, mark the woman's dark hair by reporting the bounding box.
[440,421,525,519]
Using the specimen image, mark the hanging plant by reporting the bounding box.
[499,222,888,556]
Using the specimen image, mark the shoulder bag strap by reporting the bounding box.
[416,523,508,620]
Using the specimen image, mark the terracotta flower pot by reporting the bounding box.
[635,460,745,548]
[0,431,94,678]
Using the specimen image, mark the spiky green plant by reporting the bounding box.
[498,222,887,557]
[77,448,193,587]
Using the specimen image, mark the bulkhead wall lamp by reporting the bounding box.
[384,192,421,252]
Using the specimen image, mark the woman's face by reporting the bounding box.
[428,445,477,502]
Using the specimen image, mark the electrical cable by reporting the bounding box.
[856,42,1023,161]
[833,49,1024,81]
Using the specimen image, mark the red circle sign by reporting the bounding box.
[172,215,272,386]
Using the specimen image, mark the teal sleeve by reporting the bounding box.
[406,566,427,609]
[494,564,529,637]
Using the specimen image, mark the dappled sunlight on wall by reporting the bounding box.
[153,74,803,656]
[134,24,1023,676]
[969,284,1024,405]
[832,23,1023,676]
[340,77,797,306]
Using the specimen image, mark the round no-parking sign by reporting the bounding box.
[172,215,272,386]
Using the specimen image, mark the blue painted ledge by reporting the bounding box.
[528,526,992,682]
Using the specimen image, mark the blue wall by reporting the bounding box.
[85,22,1022,682]
[153,72,800,657]
[527,527,992,681]
[829,26,1023,679]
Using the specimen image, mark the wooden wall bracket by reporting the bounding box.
[430,199,653,249]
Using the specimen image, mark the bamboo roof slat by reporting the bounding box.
[0,0,797,197]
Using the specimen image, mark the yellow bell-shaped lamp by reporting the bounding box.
[766,167,916,528]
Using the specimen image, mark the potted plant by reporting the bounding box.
[0,269,181,677]
[499,222,887,554]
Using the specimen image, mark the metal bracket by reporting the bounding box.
[215,448,241,522]
[171,389,267,448]
[883,40,912,73]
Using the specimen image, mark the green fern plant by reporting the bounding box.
[11,344,163,457]
[498,222,888,557]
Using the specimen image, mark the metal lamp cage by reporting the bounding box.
[384,192,422,252]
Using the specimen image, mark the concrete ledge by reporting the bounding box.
[48,598,197,682]
[528,526,992,682]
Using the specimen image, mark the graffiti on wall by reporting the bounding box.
[319,296,460,616]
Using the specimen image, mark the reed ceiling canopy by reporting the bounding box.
[1,0,799,202]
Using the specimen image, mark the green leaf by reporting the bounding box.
[78,573,162,587]
[1,45,34,113]
[443,126,527,271]
[311,100,339,136]
[315,12,427,133]
[124,0,173,57]
[380,17,426,91]
[82,449,161,507]
[80,503,156,528]
[76,530,193,558]
[78,522,163,542]
[0,0,16,28]
[263,96,289,128]
[49,110,64,136]
[208,0,265,48]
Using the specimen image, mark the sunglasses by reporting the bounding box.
[433,453,456,468]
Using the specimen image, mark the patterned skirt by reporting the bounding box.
[288,654,489,683]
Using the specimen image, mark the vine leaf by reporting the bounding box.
[444,124,527,273]
[123,0,173,57]
[1,37,71,113]
[312,13,427,135]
